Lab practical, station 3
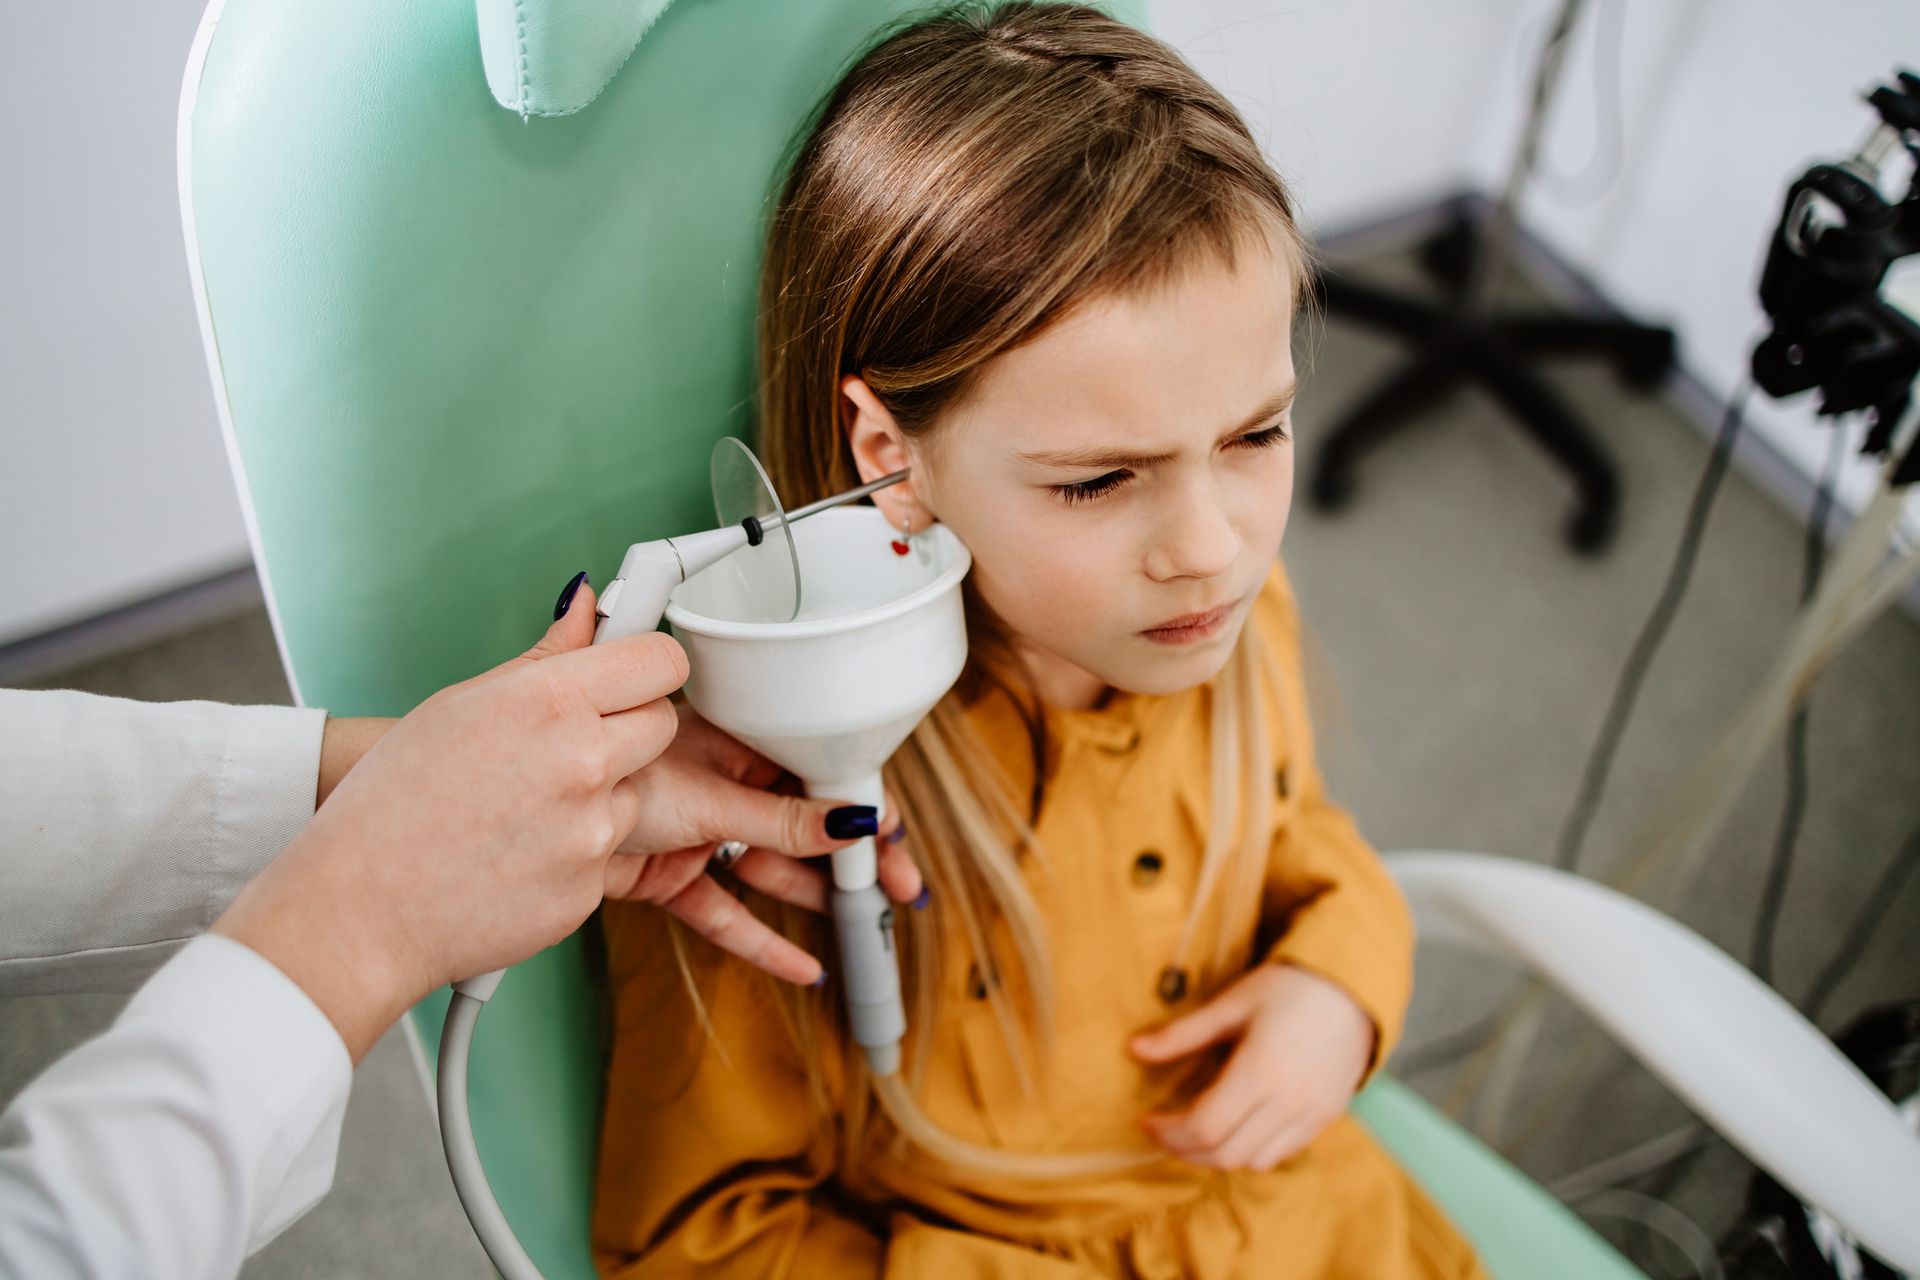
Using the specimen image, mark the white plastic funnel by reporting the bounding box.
[668,507,969,1072]
[666,508,971,890]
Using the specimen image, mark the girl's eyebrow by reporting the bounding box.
[1016,381,1297,471]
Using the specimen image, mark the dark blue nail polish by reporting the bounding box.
[553,570,588,620]
[912,886,931,911]
[811,970,829,988]
[885,822,909,845]
[825,805,879,840]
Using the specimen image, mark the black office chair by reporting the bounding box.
[1308,0,1676,555]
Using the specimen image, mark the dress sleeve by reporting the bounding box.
[1252,572,1415,1078]
[592,903,885,1279]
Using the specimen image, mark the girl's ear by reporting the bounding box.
[841,374,930,530]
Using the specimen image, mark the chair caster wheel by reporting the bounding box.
[1565,502,1617,556]
[1310,462,1356,513]
[1617,330,1677,391]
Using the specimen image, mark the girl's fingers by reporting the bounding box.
[1250,1119,1314,1173]
[1209,1098,1286,1171]
[1141,1039,1268,1155]
[1130,984,1252,1064]
[662,874,824,986]
[730,848,830,914]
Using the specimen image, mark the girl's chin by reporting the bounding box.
[1096,628,1244,698]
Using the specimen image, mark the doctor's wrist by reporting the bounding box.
[211,851,420,1064]
[316,716,398,809]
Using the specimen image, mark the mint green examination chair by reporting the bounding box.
[179,0,1920,1275]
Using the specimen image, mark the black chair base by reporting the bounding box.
[1310,213,1678,556]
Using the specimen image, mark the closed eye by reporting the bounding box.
[1047,423,1289,506]
[1051,469,1133,505]
[1234,423,1290,450]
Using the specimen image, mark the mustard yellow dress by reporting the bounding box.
[593,567,1488,1278]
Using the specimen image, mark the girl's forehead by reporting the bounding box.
[945,240,1298,457]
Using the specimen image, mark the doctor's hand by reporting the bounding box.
[1130,963,1375,1172]
[213,584,689,1063]
[603,702,926,987]
[500,580,925,986]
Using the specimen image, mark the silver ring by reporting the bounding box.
[710,839,750,871]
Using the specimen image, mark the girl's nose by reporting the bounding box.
[1144,490,1241,582]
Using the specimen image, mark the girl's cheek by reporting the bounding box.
[970,519,1116,631]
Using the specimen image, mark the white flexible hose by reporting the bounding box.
[438,992,545,1280]
[1568,1188,1725,1280]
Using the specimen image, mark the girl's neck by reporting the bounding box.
[1013,640,1113,712]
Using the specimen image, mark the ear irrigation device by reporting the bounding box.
[436,439,965,1280]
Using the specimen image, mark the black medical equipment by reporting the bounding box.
[1751,70,1920,484]
[1393,63,1920,1278]
[1614,66,1920,1278]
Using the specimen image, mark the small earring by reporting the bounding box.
[889,507,930,556]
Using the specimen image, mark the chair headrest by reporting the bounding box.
[476,0,677,117]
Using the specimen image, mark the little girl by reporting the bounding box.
[594,4,1487,1276]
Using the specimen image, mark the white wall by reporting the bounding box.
[1507,0,1917,519]
[1151,1,1531,234]
[2,2,1909,646]
[0,1,249,646]
[1159,0,1918,523]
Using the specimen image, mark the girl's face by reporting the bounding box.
[846,234,1298,709]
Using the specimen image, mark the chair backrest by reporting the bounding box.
[181,0,1142,1273]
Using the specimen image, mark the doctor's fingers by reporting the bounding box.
[596,695,684,782]
[662,874,824,986]
[724,841,925,914]
[542,629,689,716]
[729,849,828,913]
[701,787,923,906]
[664,772,886,861]
[874,838,925,906]
[671,708,787,789]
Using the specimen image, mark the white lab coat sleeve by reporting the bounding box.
[0,934,353,1278]
[0,689,327,995]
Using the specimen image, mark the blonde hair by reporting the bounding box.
[702,0,1309,1181]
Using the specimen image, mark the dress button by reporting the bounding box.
[1156,966,1189,1004]
[1131,850,1165,887]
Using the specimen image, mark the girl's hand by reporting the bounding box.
[1129,963,1375,1172]
[602,702,925,986]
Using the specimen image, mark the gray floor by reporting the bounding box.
[4,246,1916,1277]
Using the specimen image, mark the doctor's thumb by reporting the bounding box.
[526,571,598,660]
[472,572,598,686]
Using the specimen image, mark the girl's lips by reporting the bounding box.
[1141,601,1236,645]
